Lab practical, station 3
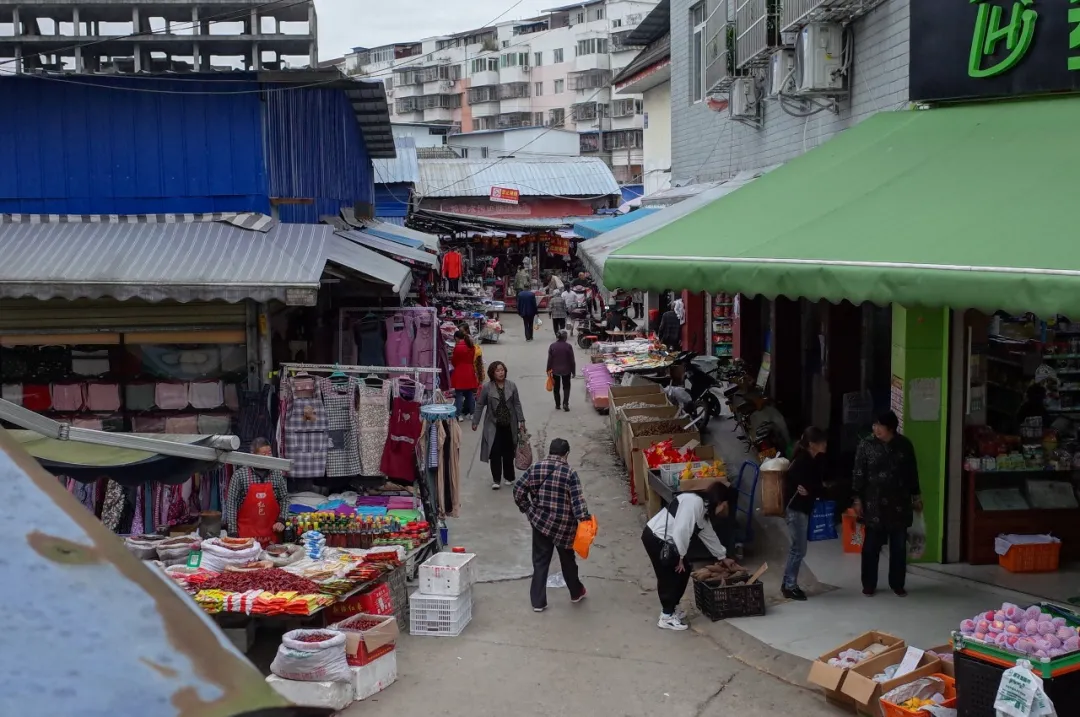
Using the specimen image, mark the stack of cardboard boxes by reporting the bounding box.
[807,631,955,716]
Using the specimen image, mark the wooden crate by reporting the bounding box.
[617,406,680,465]
[607,386,667,453]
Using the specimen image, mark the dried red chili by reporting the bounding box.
[200,568,321,594]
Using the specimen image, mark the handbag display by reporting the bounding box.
[514,428,534,471]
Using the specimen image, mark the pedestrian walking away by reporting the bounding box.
[852,410,923,597]
[781,426,827,601]
[517,287,538,342]
[472,361,526,489]
[548,292,568,335]
[642,482,730,630]
[546,330,575,411]
[449,329,479,421]
[514,438,590,612]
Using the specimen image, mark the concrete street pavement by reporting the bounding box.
[344,321,842,716]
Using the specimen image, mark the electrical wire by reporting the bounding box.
[0,0,314,71]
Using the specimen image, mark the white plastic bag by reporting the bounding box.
[908,511,927,561]
[994,659,1057,717]
[270,629,351,683]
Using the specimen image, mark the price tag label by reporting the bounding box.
[186,550,203,568]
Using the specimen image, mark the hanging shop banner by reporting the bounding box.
[489,186,521,205]
[547,237,571,256]
[910,0,1080,102]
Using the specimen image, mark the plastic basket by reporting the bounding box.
[659,462,714,489]
[879,673,955,717]
[409,589,473,637]
[998,541,1062,573]
[418,551,477,596]
[955,647,1080,717]
[692,577,766,621]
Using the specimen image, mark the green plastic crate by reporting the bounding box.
[952,603,1080,678]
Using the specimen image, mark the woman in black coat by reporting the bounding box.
[781,426,827,601]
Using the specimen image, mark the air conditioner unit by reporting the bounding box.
[522,65,531,73]
[767,49,796,98]
[794,22,846,95]
[729,77,758,119]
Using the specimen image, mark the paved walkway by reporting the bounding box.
[345,322,843,716]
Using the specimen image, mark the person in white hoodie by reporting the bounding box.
[642,481,731,630]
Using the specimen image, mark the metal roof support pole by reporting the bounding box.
[0,399,290,471]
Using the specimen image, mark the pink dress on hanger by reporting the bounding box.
[384,315,413,367]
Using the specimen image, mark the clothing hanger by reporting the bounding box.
[330,364,348,382]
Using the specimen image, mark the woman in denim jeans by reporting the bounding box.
[782,427,828,601]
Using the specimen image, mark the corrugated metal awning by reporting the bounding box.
[325,234,413,299]
[416,156,620,199]
[373,137,420,183]
[0,217,417,304]
[337,230,437,268]
[0,219,327,304]
[363,219,439,253]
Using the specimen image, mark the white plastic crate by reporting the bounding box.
[418,551,477,596]
[408,589,472,637]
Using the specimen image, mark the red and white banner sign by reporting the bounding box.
[489,186,521,205]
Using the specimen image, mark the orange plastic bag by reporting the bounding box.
[545,370,554,392]
[573,516,598,559]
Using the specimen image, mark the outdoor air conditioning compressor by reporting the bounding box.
[729,77,759,120]
[794,22,846,95]
[768,49,796,98]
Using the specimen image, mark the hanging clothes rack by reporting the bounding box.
[337,307,440,386]
[278,362,440,389]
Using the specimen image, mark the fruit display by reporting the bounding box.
[959,602,1080,658]
[678,461,726,480]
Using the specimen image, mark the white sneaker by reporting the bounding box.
[674,607,687,621]
[491,483,501,490]
[658,613,689,631]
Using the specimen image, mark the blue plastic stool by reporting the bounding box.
[731,460,760,545]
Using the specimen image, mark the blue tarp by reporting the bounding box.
[572,208,662,239]
[620,185,644,203]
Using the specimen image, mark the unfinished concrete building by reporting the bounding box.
[0,0,318,74]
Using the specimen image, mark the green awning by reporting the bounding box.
[606,96,1080,316]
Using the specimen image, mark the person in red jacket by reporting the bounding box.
[442,250,463,293]
[450,329,479,420]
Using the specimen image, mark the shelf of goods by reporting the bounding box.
[711,294,733,359]
[964,469,1080,565]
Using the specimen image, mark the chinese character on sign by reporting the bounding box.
[489,186,521,205]
[968,0,1039,78]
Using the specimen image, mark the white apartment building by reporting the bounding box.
[343,0,658,185]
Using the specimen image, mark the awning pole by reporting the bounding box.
[0,398,290,471]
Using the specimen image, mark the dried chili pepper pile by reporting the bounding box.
[294,632,336,643]
[200,568,321,594]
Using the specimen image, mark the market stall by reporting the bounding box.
[961,313,1080,566]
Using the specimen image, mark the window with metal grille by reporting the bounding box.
[549,108,566,126]
[498,82,531,99]
[611,99,644,117]
[468,86,499,104]
[580,133,600,152]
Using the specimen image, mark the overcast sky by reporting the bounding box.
[316,0,548,59]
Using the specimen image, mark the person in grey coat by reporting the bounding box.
[472,360,527,489]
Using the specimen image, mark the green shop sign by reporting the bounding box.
[911,0,1080,101]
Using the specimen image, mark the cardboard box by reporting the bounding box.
[630,433,708,515]
[807,631,905,708]
[926,644,955,679]
[607,384,667,445]
[842,648,942,717]
[617,406,680,463]
[331,614,399,666]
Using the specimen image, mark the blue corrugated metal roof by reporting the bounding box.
[374,183,411,219]
[363,220,439,252]
[572,208,662,239]
[416,156,620,199]
[373,137,420,184]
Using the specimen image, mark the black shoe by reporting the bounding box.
[782,586,808,601]
[562,404,569,411]
[893,588,908,597]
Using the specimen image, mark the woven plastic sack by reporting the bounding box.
[201,538,261,572]
[514,429,534,471]
[270,629,351,683]
[124,535,166,560]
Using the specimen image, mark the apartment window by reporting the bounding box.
[470,58,498,74]
[459,148,469,158]
[498,82,531,99]
[690,2,707,102]
[502,40,510,48]
[534,81,544,96]
[549,107,565,127]
[553,48,564,63]
[500,52,530,68]
[554,79,565,93]
[575,38,609,56]
[612,18,622,28]
[481,147,489,159]
[592,7,605,21]
[473,117,496,131]
[575,12,585,24]
[534,51,543,66]
[534,112,545,126]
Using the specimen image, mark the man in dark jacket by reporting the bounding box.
[658,309,681,349]
[517,288,538,341]
[852,410,922,597]
[514,438,590,612]
[546,330,576,411]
